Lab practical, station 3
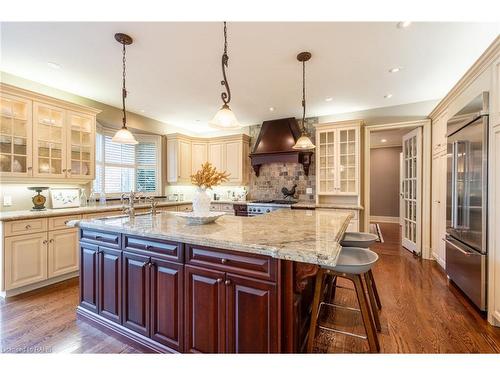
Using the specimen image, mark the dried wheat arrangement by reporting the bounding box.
[190,162,230,189]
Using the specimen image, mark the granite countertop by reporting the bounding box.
[69,209,352,267]
[0,200,244,222]
[294,201,364,210]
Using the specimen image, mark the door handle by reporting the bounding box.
[442,238,472,256]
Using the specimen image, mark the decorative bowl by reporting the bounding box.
[175,211,224,225]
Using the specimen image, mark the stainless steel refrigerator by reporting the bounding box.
[445,92,488,311]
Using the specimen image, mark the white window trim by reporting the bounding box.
[94,126,162,198]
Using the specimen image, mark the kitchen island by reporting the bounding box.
[69,209,352,353]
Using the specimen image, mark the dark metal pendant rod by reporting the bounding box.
[220,21,231,105]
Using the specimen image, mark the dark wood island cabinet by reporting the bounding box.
[72,209,352,353]
[77,229,316,353]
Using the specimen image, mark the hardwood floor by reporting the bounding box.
[1,223,499,353]
[314,223,500,353]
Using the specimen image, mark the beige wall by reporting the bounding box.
[369,146,402,218]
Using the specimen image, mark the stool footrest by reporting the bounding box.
[318,324,368,340]
[320,301,361,313]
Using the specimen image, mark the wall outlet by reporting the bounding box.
[306,188,313,194]
[3,195,12,206]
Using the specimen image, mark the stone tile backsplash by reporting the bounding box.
[248,117,317,202]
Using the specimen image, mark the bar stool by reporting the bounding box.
[340,232,382,310]
[307,247,380,353]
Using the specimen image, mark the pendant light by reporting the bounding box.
[292,52,316,150]
[209,22,240,129]
[112,33,138,145]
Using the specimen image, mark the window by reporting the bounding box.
[93,127,161,196]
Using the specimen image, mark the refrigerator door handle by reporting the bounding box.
[451,141,458,229]
[443,237,472,256]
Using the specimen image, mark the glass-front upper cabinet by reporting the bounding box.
[33,102,66,178]
[316,125,359,195]
[0,94,32,176]
[67,111,94,179]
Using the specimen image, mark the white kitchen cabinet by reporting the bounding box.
[48,228,79,278]
[0,93,32,177]
[0,83,99,182]
[191,142,208,174]
[167,135,192,183]
[167,133,250,185]
[4,232,48,290]
[315,122,360,195]
[208,142,224,171]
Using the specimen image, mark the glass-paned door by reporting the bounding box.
[401,127,422,254]
[67,111,94,179]
[33,103,66,177]
[338,128,357,194]
[318,130,336,193]
[0,94,32,176]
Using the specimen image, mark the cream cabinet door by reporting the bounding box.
[208,142,224,171]
[48,229,79,278]
[224,141,242,182]
[191,142,208,174]
[0,93,33,177]
[66,110,95,180]
[4,232,48,290]
[33,102,67,178]
[179,140,192,181]
[337,128,358,195]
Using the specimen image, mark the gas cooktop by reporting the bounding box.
[250,200,298,205]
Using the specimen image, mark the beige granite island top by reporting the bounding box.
[68,209,352,267]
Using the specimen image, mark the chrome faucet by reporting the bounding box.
[147,196,158,216]
[121,191,141,218]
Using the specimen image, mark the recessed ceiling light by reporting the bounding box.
[381,139,387,143]
[325,97,333,102]
[47,61,61,69]
[384,94,393,99]
[389,67,402,73]
[269,107,275,112]
[397,21,412,29]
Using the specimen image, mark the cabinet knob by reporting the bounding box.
[221,258,228,264]
[216,278,223,284]
[49,239,54,243]
[25,224,31,229]
[224,279,231,286]
[62,169,67,172]
[42,240,48,245]
[27,166,32,171]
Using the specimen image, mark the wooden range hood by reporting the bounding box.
[249,117,313,177]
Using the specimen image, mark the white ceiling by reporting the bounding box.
[370,127,417,148]
[1,22,498,134]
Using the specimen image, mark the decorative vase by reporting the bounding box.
[192,187,211,215]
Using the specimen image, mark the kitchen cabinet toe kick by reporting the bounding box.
[77,230,317,353]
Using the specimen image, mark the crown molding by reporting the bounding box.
[429,36,500,119]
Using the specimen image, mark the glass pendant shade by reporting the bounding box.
[209,104,240,130]
[292,133,316,150]
[112,126,138,144]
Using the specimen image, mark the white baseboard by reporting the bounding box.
[0,271,79,298]
[432,251,446,269]
[370,215,400,224]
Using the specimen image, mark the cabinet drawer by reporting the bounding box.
[177,204,192,212]
[159,206,178,212]
[4,218,48,236]
[185,244,277,282]
[80,229,121,248]
[209,203,221,211]
[49,214,81,231]
[220,204,233,212]
[124,235,183,262]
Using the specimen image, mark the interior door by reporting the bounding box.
[399,152,404,226]
[401,128,422,254]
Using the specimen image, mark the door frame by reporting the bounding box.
[363,119,432,259]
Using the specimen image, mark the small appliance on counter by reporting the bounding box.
[28,186,49,211]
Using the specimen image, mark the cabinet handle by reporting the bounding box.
[62,169,67,172]
[221,258,228,264]
[43,239,48,245]
[67,169,72,173]
[145,244,152,250]
[49,239,54,243]
[25,224,31,229]
[27,166,32,171]
[224,279,231,286]
[216,278,223,284]
[64,220,69,224]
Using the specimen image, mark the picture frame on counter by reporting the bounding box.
[50,188,81,209]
